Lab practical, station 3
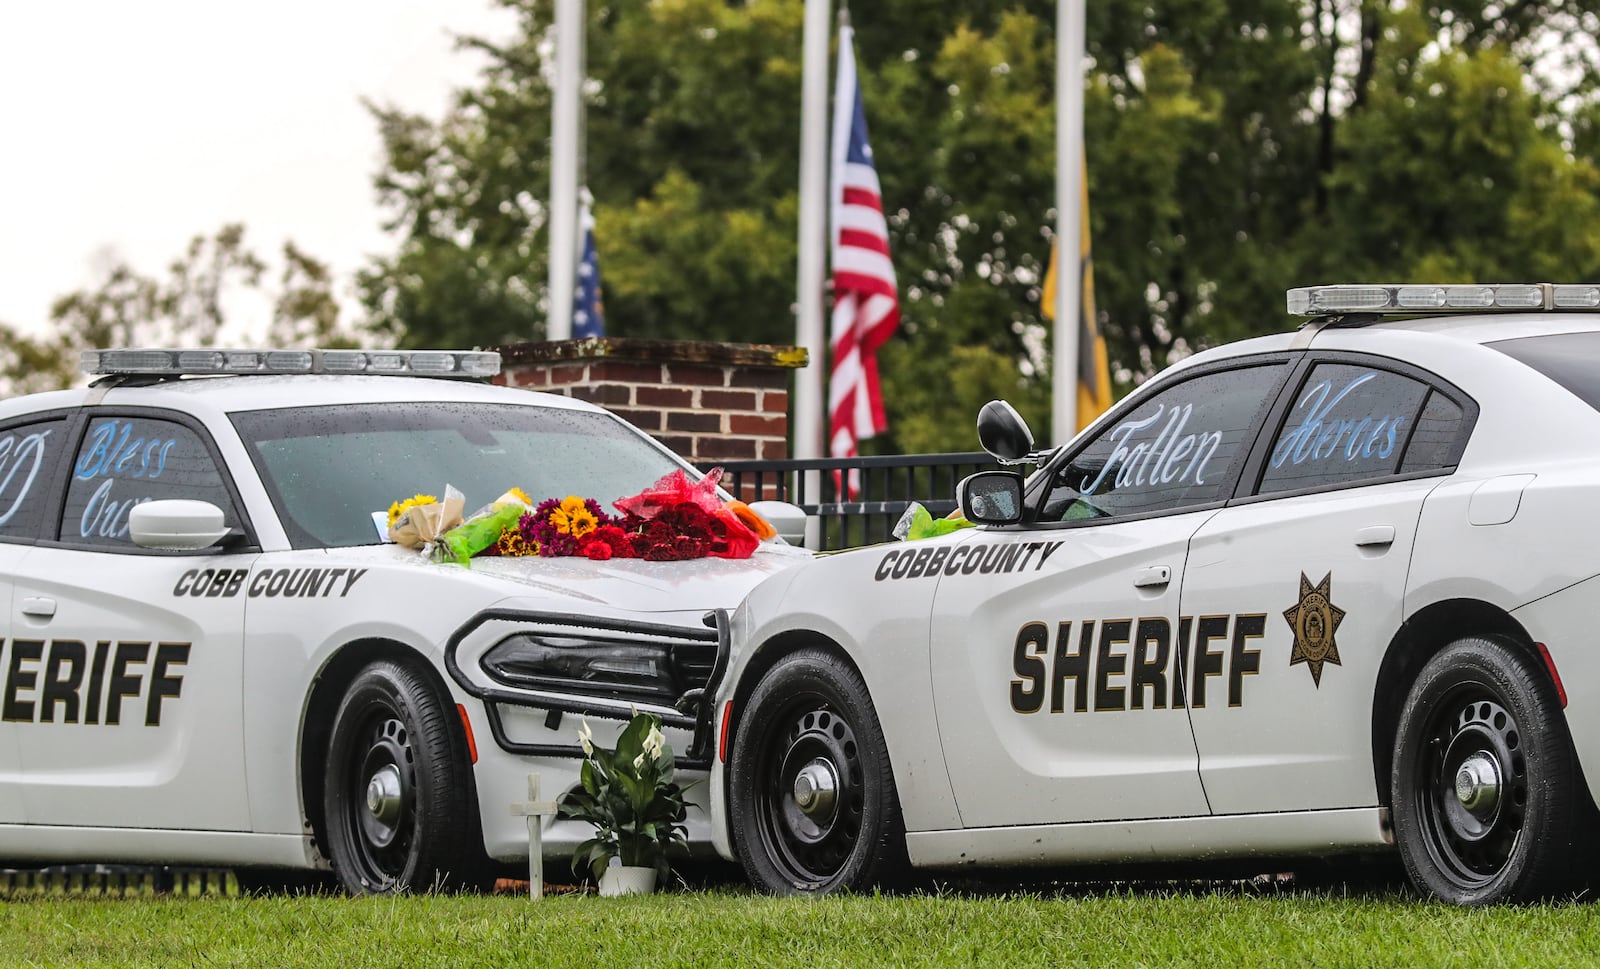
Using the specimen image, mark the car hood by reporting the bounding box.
[434,542,812,613]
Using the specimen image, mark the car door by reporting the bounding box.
[0,415,74,825]
[1179,358,1475,814]
[929,359,1293,827]
[13,411,259,831]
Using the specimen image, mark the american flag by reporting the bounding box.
[828,23,899,496]
[573,193,604,339]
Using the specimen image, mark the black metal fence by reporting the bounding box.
[697,452,998,550]
[0,865,235,896]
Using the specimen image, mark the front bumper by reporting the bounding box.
[444,607,731,766]
[442,607,732,861]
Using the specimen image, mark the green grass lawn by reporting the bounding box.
[2,886,1599,968]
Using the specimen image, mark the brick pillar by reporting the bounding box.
[491,337,806,465]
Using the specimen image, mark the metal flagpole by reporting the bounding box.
[795,0,831,546]
[1052,0,1085,445]
[548,0,584,341]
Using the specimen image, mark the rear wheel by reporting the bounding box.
[322,660,484,894]
[1391,636,1584,904]
[728,649,906,894]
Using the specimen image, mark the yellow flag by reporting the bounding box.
[1041,158,1112,432]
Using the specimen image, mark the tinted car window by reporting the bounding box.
[1490,331,1600,412]
[231,403,689,549]
[1258,364,1428,495]
[61,417,238,548]
[1040,362,1287,521]
[1399,391,1467,473]
[0,418,68,542]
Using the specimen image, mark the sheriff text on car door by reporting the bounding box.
[927,361,1290,828]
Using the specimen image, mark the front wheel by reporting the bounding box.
[727,649,907,894]
[1391,636,1586,904]
[322,660,484,895]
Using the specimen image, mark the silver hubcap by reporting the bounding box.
[1454,751,1502,814]
[366,765,403,825]
[792,759,838,817]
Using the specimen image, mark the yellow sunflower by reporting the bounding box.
[550,495,599,539]
[387,493,438,527]
[495,528,538,557]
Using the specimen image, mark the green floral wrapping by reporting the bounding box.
[431,503,525,567]
[903,502,976,541]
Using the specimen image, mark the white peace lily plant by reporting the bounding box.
[559,712,691,883]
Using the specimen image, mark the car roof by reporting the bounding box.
[1325,311,1600,343]
[0,374,603,424]
[1172,311,1600,373]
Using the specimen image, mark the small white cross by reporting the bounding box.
[509,774,560,899]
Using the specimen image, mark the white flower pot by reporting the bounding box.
[598,864,657,897]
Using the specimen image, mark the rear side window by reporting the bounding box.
[1490,331,1600,411]
[60,416,238,548]
[1400,392,1467,473]
[0,418,68,542]
[1258,364,1429,495]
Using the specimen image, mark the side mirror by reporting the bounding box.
[957,471,1025,526]
[128,499,230,550]
[747,500,808,548]
[977,400,1035,463]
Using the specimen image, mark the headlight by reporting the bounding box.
[480,633,693,703]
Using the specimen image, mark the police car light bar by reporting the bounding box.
[1287,283,1600,317]
[80,348,503,378]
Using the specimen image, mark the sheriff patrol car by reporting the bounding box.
[0,348,806,894]
[709,283,1600,905]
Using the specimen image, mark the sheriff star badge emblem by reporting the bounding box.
[1283,572,1344,687]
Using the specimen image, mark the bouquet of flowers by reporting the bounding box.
[389,469,771,567]
[430,488,533,566]
[386,486,465,549]
[520,495,610,557]
[606,468,762,560]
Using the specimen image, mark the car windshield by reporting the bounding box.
[230,402,689,549]
[1489,331,1600,413]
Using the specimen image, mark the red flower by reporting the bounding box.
[676,503,712,532]
[674,535,707,559]
[578,526,631,560]
[704,516,729,553]
[585,501,753,561]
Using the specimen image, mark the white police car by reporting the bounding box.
[0,347,806,894]
[711,283,1600,905]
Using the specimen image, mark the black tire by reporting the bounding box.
[1391,636,1584,904]
[321,659,485,895]
[728,648,907,894]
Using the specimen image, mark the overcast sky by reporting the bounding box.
[0,1,515,337]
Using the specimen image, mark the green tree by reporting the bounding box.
[1,225,357,396]
[0,323,79,398]
[360,0,805,351]
[271,242,361,350]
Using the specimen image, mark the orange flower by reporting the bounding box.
[726,500,777,540]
